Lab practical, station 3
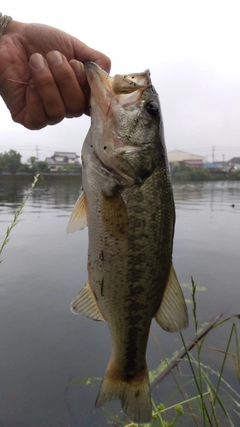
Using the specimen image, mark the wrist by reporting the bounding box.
[0,18,23,38]
[0,13,12,37]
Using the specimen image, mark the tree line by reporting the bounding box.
[1,149,240,180]
[171,161,240,181]
[0,150,49,173]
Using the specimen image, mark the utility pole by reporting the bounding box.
[36,145,39,160]
[212,146,215,163]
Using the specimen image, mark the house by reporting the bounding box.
[45,152,80,171]
[228,157,240,170]
[167,150,207,168]
[202,163,225,173]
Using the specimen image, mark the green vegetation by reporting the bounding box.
[0,150,49,174]
[1,149,240,180]
[24,156,49,173]
[171,162,240,181]
[0,149,83,174]
[0,149,22,173]
[61,163,82,173]
[0,174,39,263]
[78,280,240,426]
[125,281,240,426]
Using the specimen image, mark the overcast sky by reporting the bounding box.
[1,0,240,163]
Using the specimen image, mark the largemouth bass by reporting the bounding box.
[67,62,188,424]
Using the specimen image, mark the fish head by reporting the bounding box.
[85,62,166,186]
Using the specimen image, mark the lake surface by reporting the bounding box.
[0,178,239,426]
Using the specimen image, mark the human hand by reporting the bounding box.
[0,20,111,129]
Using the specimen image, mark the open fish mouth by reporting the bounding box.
[83,62,161,186]
[84,62,152,112]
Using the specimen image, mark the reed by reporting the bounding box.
[0,174,39,263]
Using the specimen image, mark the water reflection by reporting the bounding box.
[1,177,239,213]
[0,180,28,206]
[173,180,240,213]
[0,176,82,216]
[0,178,239,427]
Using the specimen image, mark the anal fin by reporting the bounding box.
[155,265,189,332]
[71,281,105,321]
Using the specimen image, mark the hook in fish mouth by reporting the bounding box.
[84,62,151,109]
[85,62,151,91]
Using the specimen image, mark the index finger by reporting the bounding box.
[72,39,111,73]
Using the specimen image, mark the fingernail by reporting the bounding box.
[46,51,63,66]
[69,60,84,77]
[30,53,45,70]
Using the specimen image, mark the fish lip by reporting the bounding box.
[84,62,114,114]
[84,61,108,77]
[84,61,112,89]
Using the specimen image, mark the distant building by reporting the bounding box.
[228,157,240,170]
[167,150,206,168]
[211,161,230,172]
[45,152,80,171]
[202,163,225,173]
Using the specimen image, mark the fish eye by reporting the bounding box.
[145,102,159,116]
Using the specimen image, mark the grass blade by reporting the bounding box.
[0,174,39,262]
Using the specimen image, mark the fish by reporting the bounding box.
[67,62,188,424]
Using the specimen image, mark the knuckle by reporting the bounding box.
[26,115,48,130]
[51,68,73,86]
[66,91,87,117]
[16,115,47,130]
[44,100,66,122]
[48,110,65,123]
[66,103,84,117]
[97,55,111,74]
[49,117,64,126]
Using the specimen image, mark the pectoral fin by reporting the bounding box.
[67,192,88,233]
[155,265,188,332]
[102,190,129,239]
[71,281,105,321]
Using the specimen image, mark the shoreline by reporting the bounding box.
[0,172,82,181]
[1,172,240,182]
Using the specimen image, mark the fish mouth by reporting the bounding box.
[84,62,151,112]
[84,62,156,186]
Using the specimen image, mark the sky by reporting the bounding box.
[1,0,240,163]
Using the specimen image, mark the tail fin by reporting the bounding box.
[95,360,152,424]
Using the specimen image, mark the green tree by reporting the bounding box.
[0,150,22,173]
[27,157,49,172]
[27,156,37,172]
[171,162,181,175]
[20,163,30,172]
[62,164,82,173]
[36,161,49,172]
[0,153,4,173]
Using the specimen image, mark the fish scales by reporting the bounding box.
[68,63,188,424]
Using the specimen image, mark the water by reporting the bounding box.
[0,178,239,426]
